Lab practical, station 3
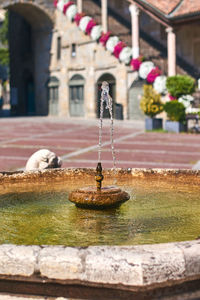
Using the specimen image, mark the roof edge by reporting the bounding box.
[128,0,200,26]
[169,0,184,16]
[127,0,172,27]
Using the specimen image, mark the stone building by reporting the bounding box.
[0,0,200,119]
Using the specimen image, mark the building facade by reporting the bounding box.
[0,0,200,119]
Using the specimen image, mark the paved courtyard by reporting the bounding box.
[0,117,200,172]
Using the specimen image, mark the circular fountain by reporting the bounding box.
[0,168,200,299]
[2,83,200,298]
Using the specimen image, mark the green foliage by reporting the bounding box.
[0,12,8,46]
[0,12,9,67]
[166,75,195,99]
[146,129,168,133]
[164,101,186,122]
[0,48,9,66]
[140,85,164,118]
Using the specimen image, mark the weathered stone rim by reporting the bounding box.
[0,241,199,298]
[1,167,200,185]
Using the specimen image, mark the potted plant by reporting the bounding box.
[164,100,186,133]
[164,75,195,133]
[166,75,195,99]
[140,85,164,130]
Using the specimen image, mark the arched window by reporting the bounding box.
[47,76,59,115]
[97,73,116,119]
[57,37,61,60]
[69,74,85,117]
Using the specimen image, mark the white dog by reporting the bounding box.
[25,149,62,171]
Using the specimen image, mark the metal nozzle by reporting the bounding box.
[95,162,104,191]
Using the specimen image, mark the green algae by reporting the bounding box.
[0,182,199,246]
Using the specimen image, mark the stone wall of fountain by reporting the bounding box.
[0,240,199,299]
[1,167,200,186]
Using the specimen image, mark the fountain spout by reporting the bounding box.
[68,81,130,209]
[95,162,104,191]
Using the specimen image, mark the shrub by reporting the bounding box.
[166,75,195,99]
[140,85,164,118]
[164,101,186,122]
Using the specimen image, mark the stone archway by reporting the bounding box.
[128,79,145,120]
[23,70,35,116]
[96,73,116,119]
[1,1,54,116]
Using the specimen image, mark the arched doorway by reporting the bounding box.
[69,74,85,117]
[97,73,116,119]
[47,76,59,116]
[7,3,53,116]
[24,71,35,116]
[128,80,145,120]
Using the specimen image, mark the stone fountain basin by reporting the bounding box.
[0,168,200,299]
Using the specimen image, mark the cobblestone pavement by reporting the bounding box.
[0,116,200,172]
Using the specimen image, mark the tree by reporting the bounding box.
[0,11,8,46]
[0,11,9,67]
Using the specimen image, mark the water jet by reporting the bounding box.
[69,81,130,209]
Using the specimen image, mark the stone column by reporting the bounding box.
[101,0,108,33]
[85,66,96,118]
[129,4,140,59]
[116,64,128,119]
[166,27,176,76]
[77,0,82,13]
